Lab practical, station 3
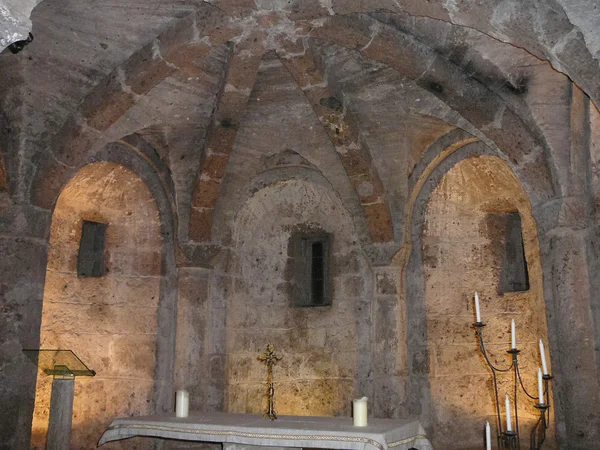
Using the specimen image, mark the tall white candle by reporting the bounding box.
[475,291,481,323]
[175,390,189,418]
[486,421,491,450]
[505,394,513,431]
[353,397,368,427]
[511,319,516,350]
[540,339,549,375]
[537,368,544,405]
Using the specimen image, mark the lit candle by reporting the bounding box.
[175,390,189,418]
[475,291,481,323]
[511,319,516,350]
[505,394,513,431]
[537,368,544,405]
[353,397,368,426]
[485,421,491,450]
[540,339,549,375]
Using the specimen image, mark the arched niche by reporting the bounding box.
[30,162,164,449]
[409,153,553,449]
[223,175,373,416]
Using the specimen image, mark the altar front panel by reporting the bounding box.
[98,412,433,450]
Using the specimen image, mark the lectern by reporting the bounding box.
[23,349,95,449]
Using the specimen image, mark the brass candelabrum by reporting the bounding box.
[258,344,282,420]
[474,322,552,450]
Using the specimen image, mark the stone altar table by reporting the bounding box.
[98,412,433,450]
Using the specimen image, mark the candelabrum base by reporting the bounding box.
[501,430,519,450]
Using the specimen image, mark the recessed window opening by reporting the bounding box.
[290,231,332,307]
[311,241,325,305]
[490,211,530,293]
[77,220,107,277]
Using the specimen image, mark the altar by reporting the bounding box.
[98,412,433,450]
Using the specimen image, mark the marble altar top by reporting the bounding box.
[98,412,433,450]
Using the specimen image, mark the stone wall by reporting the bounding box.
[422,156,551,449]
[225,179,372,416]
[2,2,600,448]
[30,162,163,449]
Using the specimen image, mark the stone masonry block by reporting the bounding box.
[189,207,214,242]
[206,125,239,156]
[364,203,394,243]
[128,58,176,96]
[203,153,230,180]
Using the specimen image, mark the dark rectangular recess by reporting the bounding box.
[491,211,529,293]
[290,231,332,307]
[77,220,107,277]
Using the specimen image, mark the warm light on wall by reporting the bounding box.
[31,162,163,449]
[423,156,553,449]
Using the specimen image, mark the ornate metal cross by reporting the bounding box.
[258,343,282,420]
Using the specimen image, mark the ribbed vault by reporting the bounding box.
[2,2,577,255]
[2,1,600,448]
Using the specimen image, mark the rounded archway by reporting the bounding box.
[224,177,372,416]
[31,162,163,449]
[420,155,553,448]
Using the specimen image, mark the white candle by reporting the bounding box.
[486,421,491,450]
[505,394,513,432]
[540,339,549,375]
[352,397,368,427]
[175,390,189,418]
[475,291,481,323]
[537,368,544,405]
[511,319,516,350]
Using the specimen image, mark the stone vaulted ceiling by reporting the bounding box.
[0,0,599,261]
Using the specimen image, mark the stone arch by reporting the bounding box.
[33,136,176,214]
[28,140,177,444]
[218,174,373,415]
[404,141,554,448]
[30,162,165,449]
[215,157,370,247]
[311,14,559,205]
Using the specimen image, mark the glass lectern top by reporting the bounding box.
[23,349,96,377]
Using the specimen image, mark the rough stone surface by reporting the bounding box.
[2,1,600,449]
[422,156,552,449]
[30,163,163,450]
[224,179,372,417]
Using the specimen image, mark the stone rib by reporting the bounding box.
[32,7,238,210]
[277,41,394,244]
[189,34,265,243]
[309,14,557,205]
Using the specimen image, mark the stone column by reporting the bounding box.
[535,85,600,447]
[539,227,600,448]
[46,377,75,450]
[372,266,407,419]
[0,201,50,449]
[173,267,211,411]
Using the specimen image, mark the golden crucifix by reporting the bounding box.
[257,343,282,420]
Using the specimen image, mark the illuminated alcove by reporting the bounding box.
[420,155,553,449]
[31,162,163,449]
